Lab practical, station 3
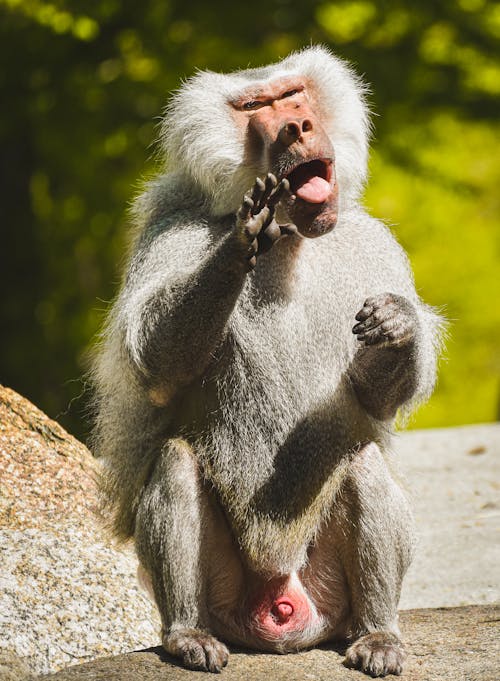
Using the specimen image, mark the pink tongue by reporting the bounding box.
[296,176,331,204]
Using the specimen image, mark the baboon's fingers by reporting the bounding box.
[261,205,276,230]
[268,178,290,209]
[353,304,398,334]
[355,304,374,323]
[256,173,278,211]
[250,177,266,210]
[237,195,254,224]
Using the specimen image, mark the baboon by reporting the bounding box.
[92,46,443,677]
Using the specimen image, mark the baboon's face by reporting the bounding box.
[231,76,338,238]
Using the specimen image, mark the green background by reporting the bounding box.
[0,0,498,440]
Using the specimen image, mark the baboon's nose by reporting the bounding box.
[278,119,313,145]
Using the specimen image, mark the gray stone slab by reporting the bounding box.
[397,423,500,609]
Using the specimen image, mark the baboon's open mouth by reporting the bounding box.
[285,159,333,204]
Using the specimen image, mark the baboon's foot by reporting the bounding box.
[344,631,405,677]
[162,627,229,673]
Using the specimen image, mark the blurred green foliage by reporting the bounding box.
[0,0,498,439]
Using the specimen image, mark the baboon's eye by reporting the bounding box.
[282,89,299,98]
[243,100,264,110]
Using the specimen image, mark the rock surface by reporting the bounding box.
[37,605,500,681]
[0,650,32,681]
[397,423,500,609]
[0,385,160,677]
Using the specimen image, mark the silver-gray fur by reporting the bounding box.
[91,46,443,677]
